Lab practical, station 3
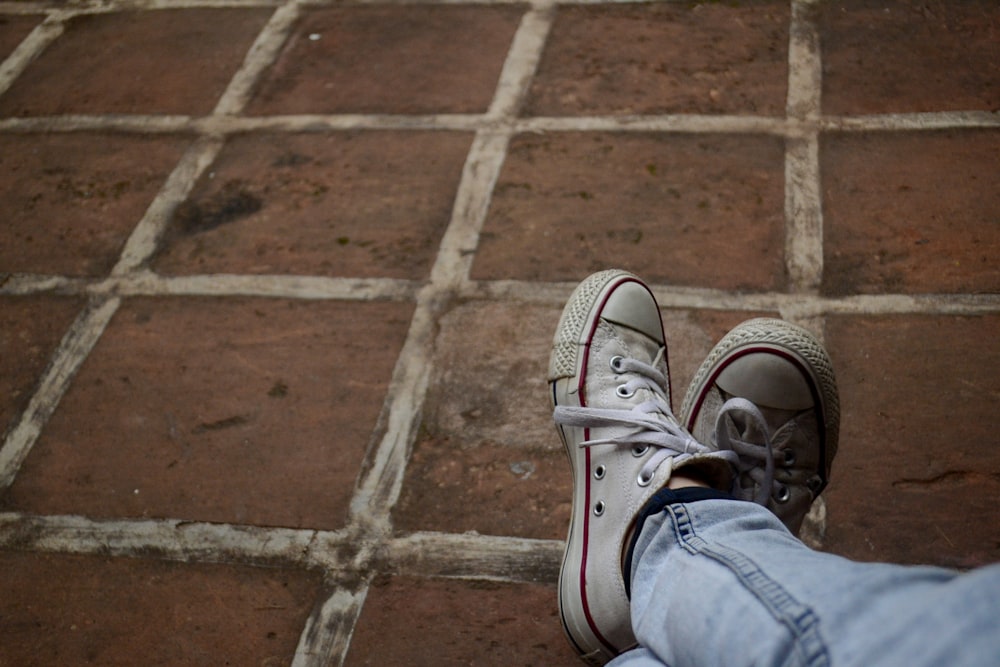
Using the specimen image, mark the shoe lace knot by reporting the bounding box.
[715,397,787,505]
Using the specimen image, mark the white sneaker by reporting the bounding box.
[549,269,735,664]
[680,318,840,535]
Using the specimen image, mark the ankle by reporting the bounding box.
[667,474,711,490]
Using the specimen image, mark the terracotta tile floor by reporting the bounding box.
[1,0,998,664]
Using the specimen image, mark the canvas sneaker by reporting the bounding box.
[680,318,840,535]
[549,269,736,664]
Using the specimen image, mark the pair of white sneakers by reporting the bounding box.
[549,269,840,664]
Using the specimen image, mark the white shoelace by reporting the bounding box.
[715,397,783,505]
[554,354,737,486]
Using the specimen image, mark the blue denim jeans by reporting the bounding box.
[610,489,1000,667]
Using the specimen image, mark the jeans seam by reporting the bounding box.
[669,503,831,667]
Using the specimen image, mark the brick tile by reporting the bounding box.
[346,575,578,666]
[393,302,773,539]
[247,5,523,115]
[0,133,189,276]
[0,551,321,665]
[0,15,40,60]
[822,130,1000,296]
[397,438,569,540]
[153,132,471,279]
[525,2,789,116]
[0,296,83,438]
[824,314,1000,568]
[0,9,272,116]
[472,132,786,289]
[819,0,1000,114]
[393,301,565,539]
[3,298,413,530]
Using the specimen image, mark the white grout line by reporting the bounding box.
[347,292,436,530]
[385,531,563,582]
[0,512,331,565]
[350,0,555,524]
[212,0,301,116]
[113,271,422,301]
[0,0,284,14]
[429,4,553,287]
[0,11,67,99]
[429,131,512,288]
[111,136,225,275]
[0,111,995,137]
[784,135,825,292]
[783,293,1000,318]
[0,273,83,294]
[4,271,1000,316]
[519,114,797,135]
[0,512,564,581]
[0,0,631,11]
[328,9,555,661]
[291,585,370,667]
[786,0,822,123]
[0,114,196,133]
[0,297,121,490]
[822,111,1000,132]
[114,0,284,9]
[783,0,825,295]
[464,279,1000,316]
[486,2,555,121]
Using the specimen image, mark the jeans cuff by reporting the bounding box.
[623,486,736,598]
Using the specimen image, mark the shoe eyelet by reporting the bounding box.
[609,356,626,372]
[637,471,653,487]
[594,500,606,516]
[631,446,649,457]
[774,485,791,504]
[783,450,796,466]
[594,465,606,480]
[615,384,635,399]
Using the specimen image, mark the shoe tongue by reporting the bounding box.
[605,323,674,418]
[717,385,799,438]
[750,404,800,438]
[611,324,668,375]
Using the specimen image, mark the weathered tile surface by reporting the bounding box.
[345,575,578,666]
[3,298,413,530]
[0,134,189,276]
[473,132,787,289]
[526,2,789,116]
[822,130,1000,295]
[0,9,272,116]
[819,0,1000,114]
[0,14,40,59]
[0,296,83,437]
[248,5,524,115]
[0,551,321,665]
[153,131,471,279]
[824,314,1000,568]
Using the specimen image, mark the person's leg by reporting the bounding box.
[613,315,1000,667]
[621,490,1000,667]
